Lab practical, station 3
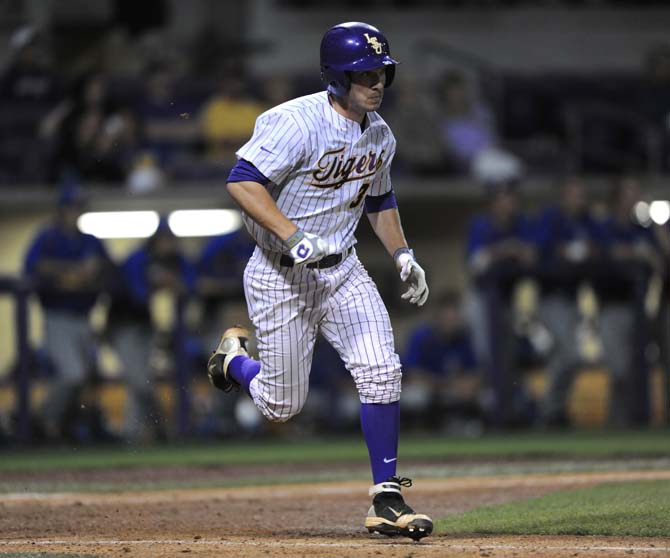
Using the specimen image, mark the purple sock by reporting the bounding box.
[360,402,400,485]
[228,355,261,394]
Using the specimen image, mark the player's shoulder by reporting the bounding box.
[259,92,327,123]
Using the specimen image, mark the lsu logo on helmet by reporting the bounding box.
[363,32,383,54]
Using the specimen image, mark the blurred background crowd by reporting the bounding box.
[3,1,670,187]
[0,0,668,445]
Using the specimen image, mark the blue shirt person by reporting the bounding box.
[464,181,537,426]
[106,218,196,441]
[534,177,600,297]
[195,227,255,367]
[23,185,112,439]
[533,177,600,427]
[196,229,255,307]
[25,188,110,314]
[591,177,662,427]
[591,179,662,303]
[466,181,537,298]
[402,291,481,428]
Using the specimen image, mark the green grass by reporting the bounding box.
[0,430,668,472]
[436,480,670,537]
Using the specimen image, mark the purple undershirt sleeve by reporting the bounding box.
[365,190,397,214]
[227,159,271,186]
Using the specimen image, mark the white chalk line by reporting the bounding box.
[0,539,669,553]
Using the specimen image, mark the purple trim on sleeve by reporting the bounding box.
[227,159,270,186]
[365,190,397,214]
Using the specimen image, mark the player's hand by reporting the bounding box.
[395,249,429,307]
[285,229,328,265]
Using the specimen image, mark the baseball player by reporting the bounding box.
[207,22,432,540]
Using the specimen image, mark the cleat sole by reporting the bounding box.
[366,518,433,541]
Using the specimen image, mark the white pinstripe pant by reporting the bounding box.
[244,246,402,422]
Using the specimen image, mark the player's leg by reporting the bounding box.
[599,302,635,427]
[109,321,157,441]
[320,253,432,540]
[41,311,90,439]
[538,293,581,427]
[209,249,320,422]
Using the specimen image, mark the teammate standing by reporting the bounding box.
[208,22,432,540]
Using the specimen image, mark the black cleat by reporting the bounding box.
[365,477,433,541]
[207,326,249,392]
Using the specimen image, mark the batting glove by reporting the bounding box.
[394,248,429,307]
[285,229,328,265]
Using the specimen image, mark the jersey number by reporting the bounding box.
[349,183,371,209]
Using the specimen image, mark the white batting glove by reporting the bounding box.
[395,248,429,307]
[285,229,328,265]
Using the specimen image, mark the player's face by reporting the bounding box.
[348,68,386,112]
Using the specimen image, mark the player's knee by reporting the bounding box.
[263,408,292,423]
[259,399,306,423]
[355,366,402,403]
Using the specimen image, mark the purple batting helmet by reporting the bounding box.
[320,22,399,97]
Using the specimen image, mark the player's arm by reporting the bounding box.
[226,160,327,265]
[366,192,429,306]
[366,205,408,264]
[227,180,297,241]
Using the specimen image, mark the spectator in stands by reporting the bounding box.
[134,62,200,176]
[438,71,495,169]
[464,179,537,426]
[199,75,265,168]
[384,77,445,176]
[0,26,60,107]
[0,26,61,184]
[23,183,112,440]
[434,70,524,183]
[591,176,663,427]
[106,217,196,441]
[43,72,140,183]
[260,74,295,109]
[402,291,482,432]
[638,44,670,171]
[535,176,599,428]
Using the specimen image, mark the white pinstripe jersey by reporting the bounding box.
[236,91,396,253]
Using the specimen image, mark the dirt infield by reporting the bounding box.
[2,470,670,557]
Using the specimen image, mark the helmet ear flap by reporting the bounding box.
[322,66,351,97]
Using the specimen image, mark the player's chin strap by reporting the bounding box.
[369,476,413,497]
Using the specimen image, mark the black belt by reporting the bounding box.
[279,247,352,269]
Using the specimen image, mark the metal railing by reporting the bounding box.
[0,277,193,444]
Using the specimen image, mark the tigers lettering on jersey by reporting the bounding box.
[236,91,396,254]
[309,147,386,189]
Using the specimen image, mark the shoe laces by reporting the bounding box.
[387,476,413,488]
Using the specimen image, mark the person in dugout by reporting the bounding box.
[24,183,112,440]
[106,217,196,441]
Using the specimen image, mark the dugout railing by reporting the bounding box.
[0,276,194,444]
